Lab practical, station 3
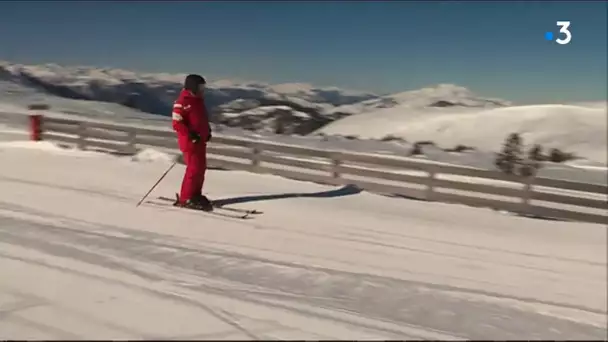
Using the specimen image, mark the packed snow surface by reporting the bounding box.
[0,140,605,339]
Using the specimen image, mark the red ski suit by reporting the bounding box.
[171,89,211,204]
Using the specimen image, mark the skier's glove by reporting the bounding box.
[189,131,201,144]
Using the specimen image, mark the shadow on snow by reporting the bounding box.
[211,184,362,207]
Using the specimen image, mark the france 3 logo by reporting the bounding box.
[545,21,572,45]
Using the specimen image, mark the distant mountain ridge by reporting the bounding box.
[0,61,511,134]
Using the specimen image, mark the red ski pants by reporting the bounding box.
[179,143,207,203]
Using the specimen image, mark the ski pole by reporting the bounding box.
[136,161,178,207]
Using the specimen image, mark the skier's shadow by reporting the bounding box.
[212,184,362,207]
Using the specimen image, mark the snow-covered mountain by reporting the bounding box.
[0,61,511,134]
[329,84,512,115]
[0,60,605,173]
[0,61,381,133]
[317,102,608,165]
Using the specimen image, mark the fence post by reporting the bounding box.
[331,154,342,179]
[251,144,261,172]
[126,128,137,154]
[29,115,42,141]
[521,175,533,216]
[425,165,437,201]
[77,122,87,150]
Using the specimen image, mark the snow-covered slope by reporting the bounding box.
[0,142,606,339]
[330,84,512,115]
[318,103,608,164]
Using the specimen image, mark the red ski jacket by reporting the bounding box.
[171,89,211,152]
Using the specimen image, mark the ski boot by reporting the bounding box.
[193,194,214,212]
[173,193,213,212]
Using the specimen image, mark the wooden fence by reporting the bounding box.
[30,115,608,225]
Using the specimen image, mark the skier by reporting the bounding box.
[171,74,213,211]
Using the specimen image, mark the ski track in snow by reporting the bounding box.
[0,141,606,340]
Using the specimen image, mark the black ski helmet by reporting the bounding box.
[184,74,206,92]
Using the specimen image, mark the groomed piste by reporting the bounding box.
[0,139,605,339]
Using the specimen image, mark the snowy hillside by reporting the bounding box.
[0,141,606,339]
[330,84,512,115]
[318,103,608,165]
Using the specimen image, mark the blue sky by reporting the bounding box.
[0,1,606,103]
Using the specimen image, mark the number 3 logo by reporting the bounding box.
[556,21,572,45]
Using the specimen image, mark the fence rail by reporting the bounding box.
[30,114,608,225]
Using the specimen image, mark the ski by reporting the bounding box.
[156,195,262,216]
[177,204,252,219]
[146,199,252,219]
[212,204,263,215]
